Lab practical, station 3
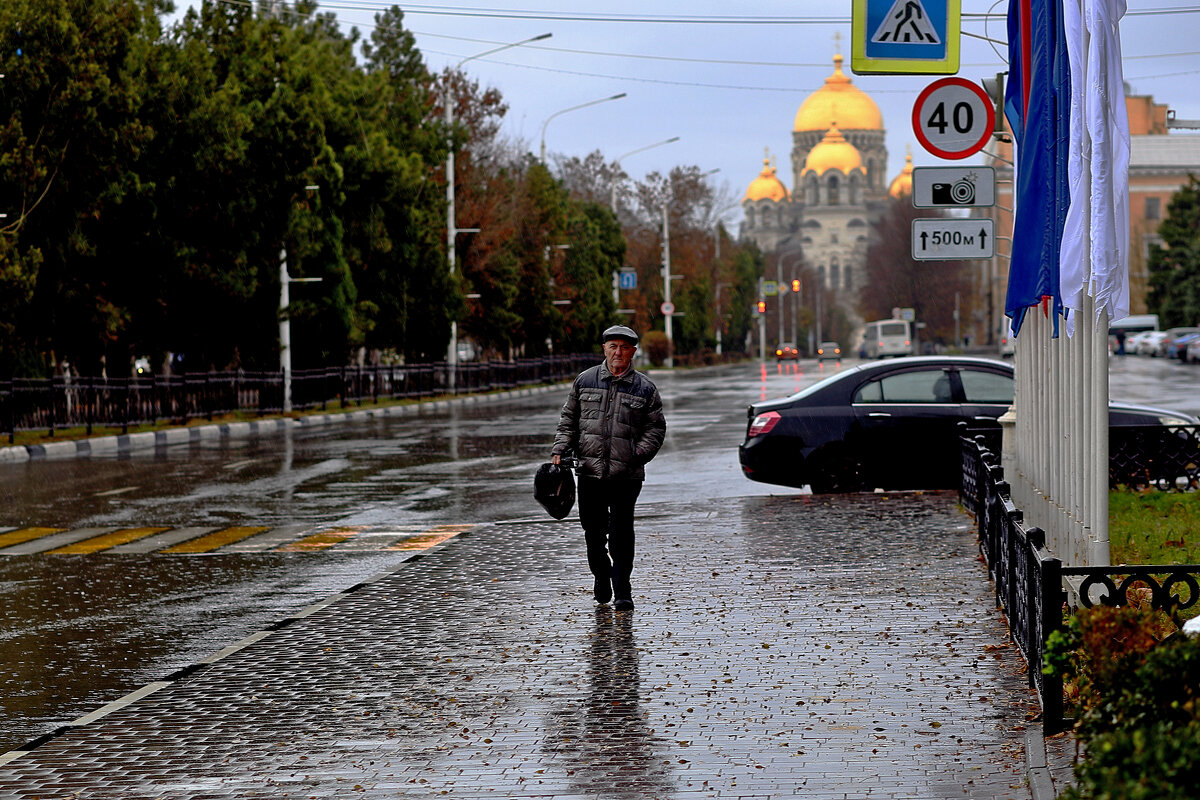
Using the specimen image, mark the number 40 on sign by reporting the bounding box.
[912,77,994,160]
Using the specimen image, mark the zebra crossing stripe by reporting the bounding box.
[0,527,66,550]
[106,527,222,554]
[275,529,357,552]
[386,524,473,550]
[217,524,312,553]
[0,523,476,555]
[159,526,271,554]
[48,527,172,555]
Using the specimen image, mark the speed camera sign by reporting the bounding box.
[912,77,994,159]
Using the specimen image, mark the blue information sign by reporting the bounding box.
[619,270,637,290]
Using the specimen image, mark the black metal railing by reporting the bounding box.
[1110,424,1200,491]
[961,434,1066,731]
[1,355,596,443]
[961,433,1200,734]
[959,422,1200,493]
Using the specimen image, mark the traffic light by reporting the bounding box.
[791,279,800,293]
[756,300,767,314]
[981,72,1006,136]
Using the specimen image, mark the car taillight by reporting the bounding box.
[775,349,782,356]
[748,411,781,437]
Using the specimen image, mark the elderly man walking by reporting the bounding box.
[552,325,666,611]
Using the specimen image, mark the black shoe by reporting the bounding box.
[614,597,634,611]
[593,577,612,604]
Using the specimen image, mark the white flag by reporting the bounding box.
[1059,0,1130,335]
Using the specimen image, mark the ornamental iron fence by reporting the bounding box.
[960,433,1200,735]
[2,355,596,443]
[960,422,1200,493]
[1110,423,1200,492]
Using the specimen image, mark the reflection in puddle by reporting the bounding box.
[543,608,674,798]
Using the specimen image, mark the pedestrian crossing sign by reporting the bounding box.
[851,0,960,75]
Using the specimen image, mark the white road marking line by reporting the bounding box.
[94,486,139,498]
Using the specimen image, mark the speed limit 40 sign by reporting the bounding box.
[912,77,994,159]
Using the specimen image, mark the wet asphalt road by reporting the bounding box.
[0,360,825,754]
[0,353,1193,765]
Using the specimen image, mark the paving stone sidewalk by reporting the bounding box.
[0,491,1043,799]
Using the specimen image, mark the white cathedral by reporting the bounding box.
[741,53,914,320]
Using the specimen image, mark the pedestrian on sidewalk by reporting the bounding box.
[552,325,666,611]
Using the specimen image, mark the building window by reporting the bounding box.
[830,259,840,289]
[828,175,840,206]
[844,265,853,290]
[1145,196,1161,220]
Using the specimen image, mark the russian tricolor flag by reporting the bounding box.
[1004,0,1129,337]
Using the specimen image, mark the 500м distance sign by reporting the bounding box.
[911,218,994,260]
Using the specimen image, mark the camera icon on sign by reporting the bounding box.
[931,178,976,205]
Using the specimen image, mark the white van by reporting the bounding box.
[861,319,912,358]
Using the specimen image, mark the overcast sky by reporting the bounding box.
[172,1,1200,230]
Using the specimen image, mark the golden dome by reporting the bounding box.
[744,155,790,202]
[794,54,883,132]
[889,148,915,198]
[803,124,863,175]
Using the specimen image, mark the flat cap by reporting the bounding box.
[602,325,639,344]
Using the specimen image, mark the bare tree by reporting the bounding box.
[859,200,976,346]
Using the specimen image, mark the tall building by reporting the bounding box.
[741,54,909,333]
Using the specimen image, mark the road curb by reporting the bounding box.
[1027,728,1055,800]
[0,383,567,464]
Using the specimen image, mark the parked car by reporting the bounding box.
[775,342,799,361]
[816,341,841,362]
[1137,331,1169,355]
[1123,331,1154,354]
[1166,331,1200,360]
[1157,327,1200,358]
[1189,337,1200,364]
[738,355,1199,493]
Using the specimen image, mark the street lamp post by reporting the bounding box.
[445,32,551,392]
[280,185,324,413]
[539,93,627,163]
[660,168,718,367]
[610,136,680,214]
[776,252,803,349]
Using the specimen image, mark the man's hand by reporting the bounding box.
[552,454,560,465]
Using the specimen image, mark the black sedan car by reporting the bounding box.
[738,356,1199,493]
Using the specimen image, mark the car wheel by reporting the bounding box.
[809,450,863,493]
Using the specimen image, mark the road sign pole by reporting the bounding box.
[662,200,673,368]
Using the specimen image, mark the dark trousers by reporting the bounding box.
[577,476,643,598]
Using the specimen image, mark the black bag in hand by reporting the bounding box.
[534,461,576,520]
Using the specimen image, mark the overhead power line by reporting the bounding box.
[210,1,1200,84]
[298,1,1200,24]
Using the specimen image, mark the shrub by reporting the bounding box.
[642,330,669,366]
[1047,606,1200,798]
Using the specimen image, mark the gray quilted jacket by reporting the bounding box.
[552,363,666,480]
